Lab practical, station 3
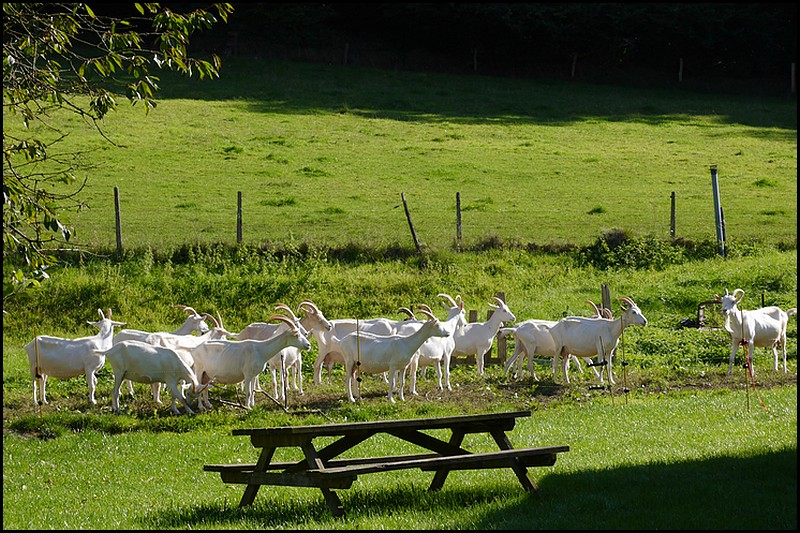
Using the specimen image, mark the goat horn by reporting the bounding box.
[203,313,220,329]
[398,307,416,319]
[274,303,298,321]
[601,308,613,319]
[298,300,320,314]
[417,308,437,321]
[415,303,433,314]
[216,311,225,330]
[585,300,601,316]
[183,306,200,316]
[437,293,457,307]
[732,289,745,301]
[617,297,636,308]
[269,314,297,329]
[107,308,112,319]
[490,296,506,307]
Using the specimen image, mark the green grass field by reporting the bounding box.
[3,57,796,530]
[7,57,795,251]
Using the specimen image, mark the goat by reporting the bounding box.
[310,308,413,385]
[548,297,648,384]
[403,294,467,394]
[112,305,209,398]
[335,309,450,402]
[714,288,797,374]
[451,296,516,375]
[101,340,208,415]
[24,308,126,405]
[501,301,611,381]
[190,315,311,410]
[112,305,209,345]
[237,301,331,401]
[137,312,238,403]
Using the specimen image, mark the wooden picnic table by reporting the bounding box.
[204,410,569,516]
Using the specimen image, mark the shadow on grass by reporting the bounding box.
[143,448,796,529]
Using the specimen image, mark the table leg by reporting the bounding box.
[301,442,345,517]
[490,429,538,493]
[240,446,276,507]
[428,429,465,491]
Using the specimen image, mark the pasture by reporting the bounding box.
[2,57,797,529]
[4,57,796,250]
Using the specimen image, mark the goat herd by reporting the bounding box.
[23,290,796,415]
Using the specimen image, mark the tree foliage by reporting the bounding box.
[2,2,233,303]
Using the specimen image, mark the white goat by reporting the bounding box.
[190,315,311,410]
[336,309,450,403]
[139,312,238,403]
[310,308,414,385]
[113,305,209,398]
[501,301,610,380]
[715,288,797,374]
[101,340,208,415]
[451,296,516,375]
[548,297,648,384]
[404,294,467,394]
[237,301,332,401]
[24,308,126,405]
[112,305,209,345]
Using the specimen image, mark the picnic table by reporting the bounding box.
[204,410,569,516]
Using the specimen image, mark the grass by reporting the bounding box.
[4,57,795,252]
[2,385,795,529]
[2,247,797,529]
[3,56,797,529]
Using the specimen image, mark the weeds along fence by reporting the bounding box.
[111,181,726,255]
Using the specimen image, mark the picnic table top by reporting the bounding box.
[232,410,532,439]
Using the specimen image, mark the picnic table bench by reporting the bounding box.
[204,410,569,516]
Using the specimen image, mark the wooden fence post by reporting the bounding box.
[401,192,422,254]
[114,186,122,254]
[601,284,611,315]
[456,192,462,247]
[710,165,726,257]
[237,191,242,243]
[670,191,676,239]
